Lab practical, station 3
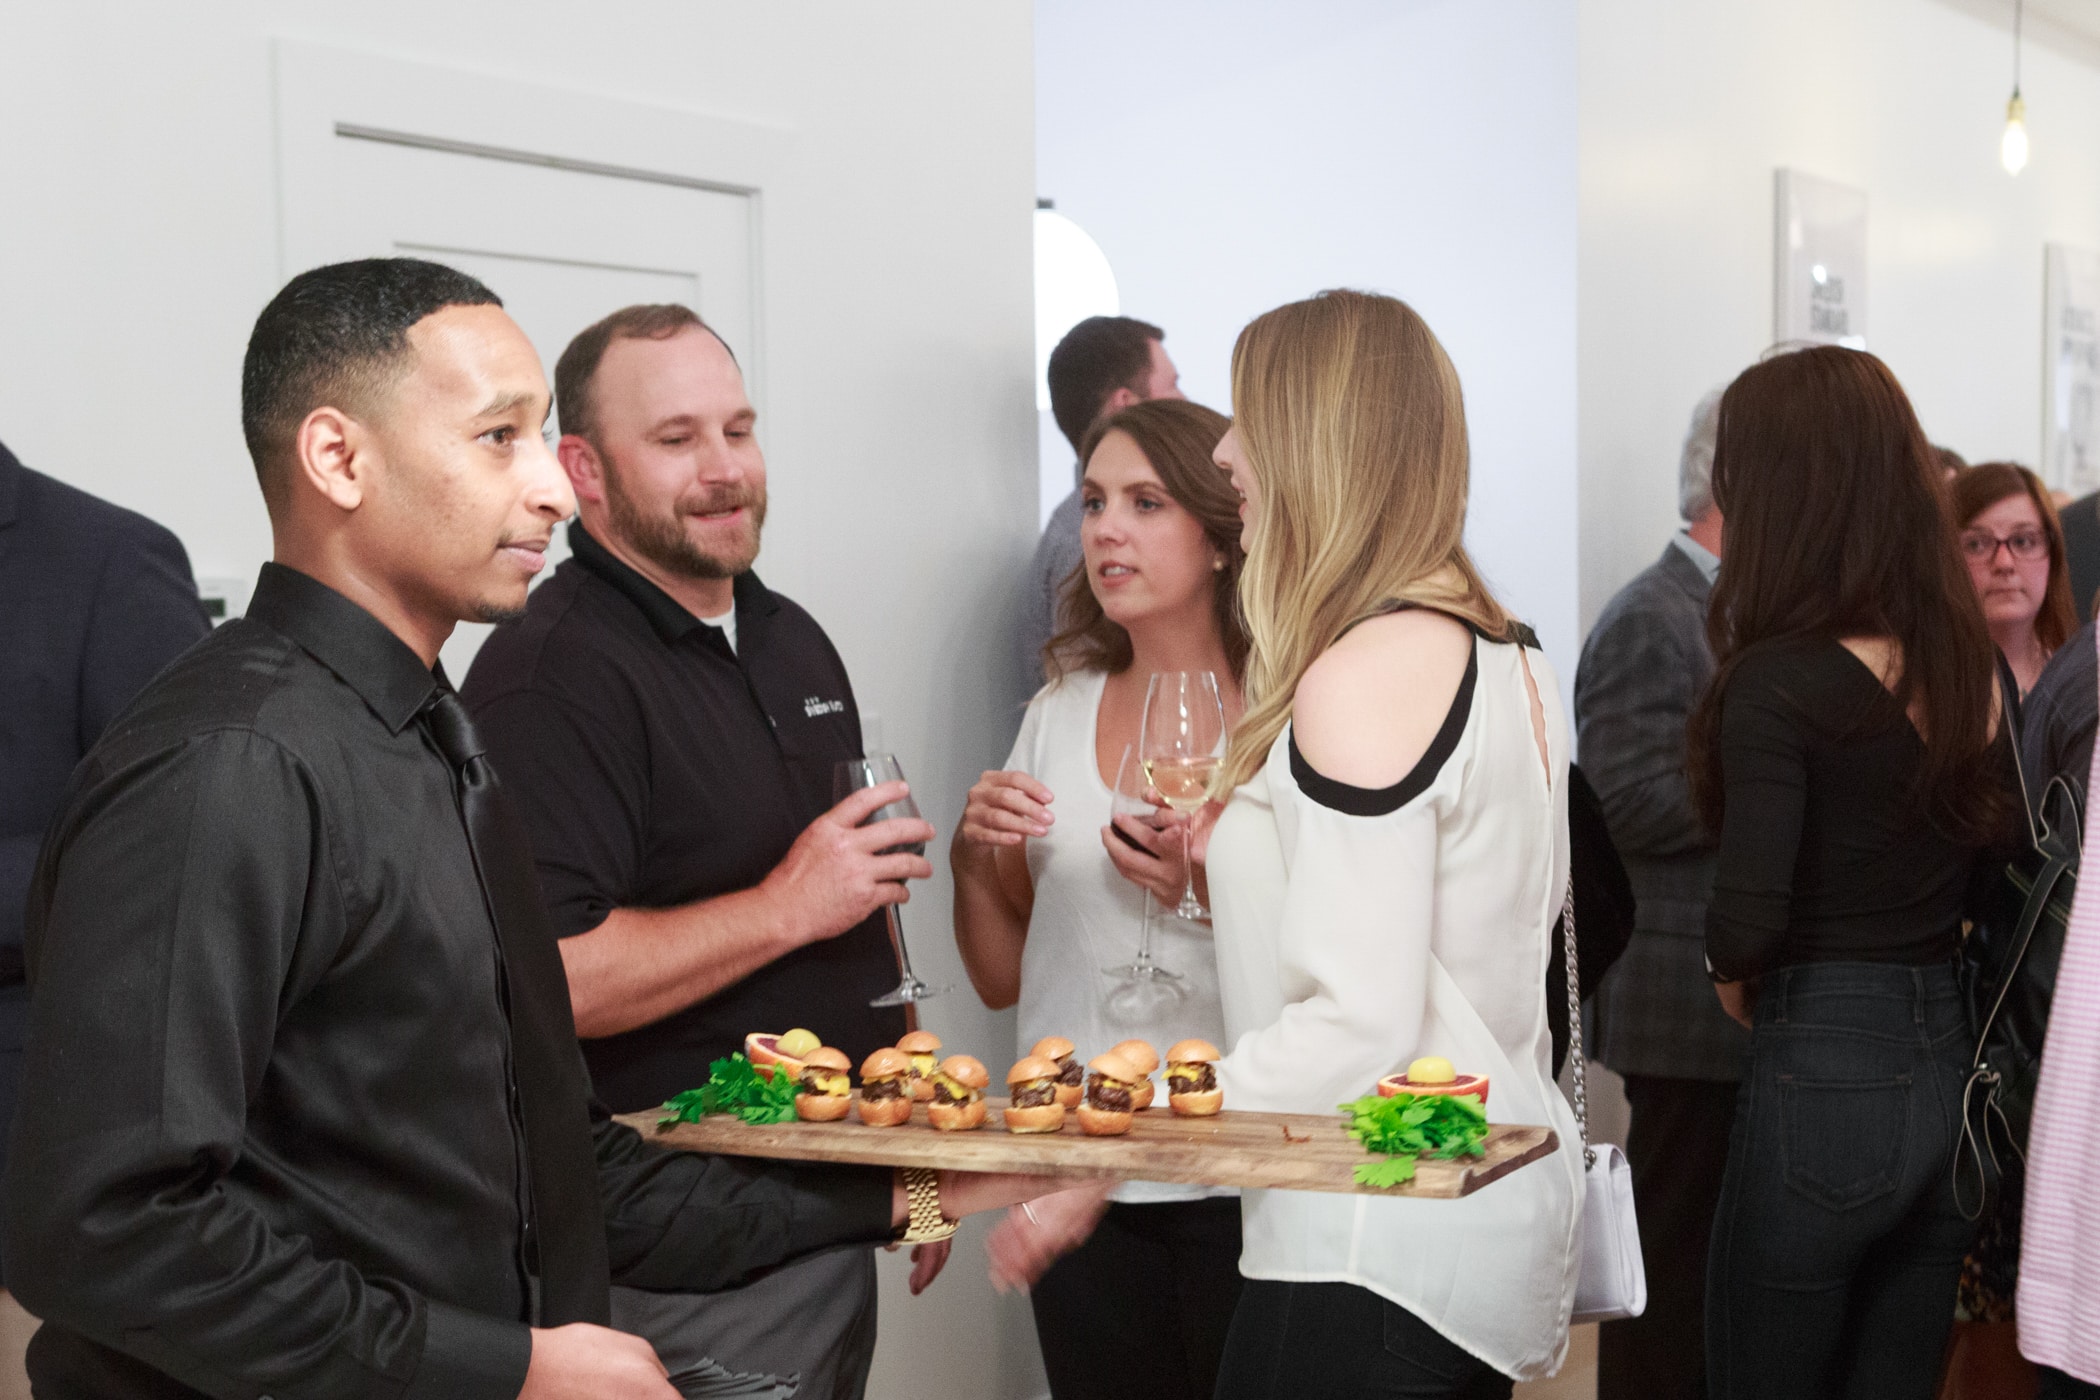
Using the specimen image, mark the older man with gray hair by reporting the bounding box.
[1575,388,1747,1400]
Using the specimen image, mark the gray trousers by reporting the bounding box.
[611,1245,878,1400]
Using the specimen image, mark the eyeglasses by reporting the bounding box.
[1960,528,2050,562]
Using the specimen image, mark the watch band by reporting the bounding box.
[901,1166,956,1243]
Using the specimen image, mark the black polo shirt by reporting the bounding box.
[463,523,906,1113]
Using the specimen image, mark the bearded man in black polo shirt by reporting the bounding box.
[463,304,937,1397]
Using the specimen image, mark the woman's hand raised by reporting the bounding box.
[1103,798,1222,912]
[958,771,1055,853]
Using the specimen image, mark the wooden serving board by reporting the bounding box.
[620,1098,1557,1198]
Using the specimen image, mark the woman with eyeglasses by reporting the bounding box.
[1951,464,2077,698]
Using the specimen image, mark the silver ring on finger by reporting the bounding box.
[1022,1201,1042,1226]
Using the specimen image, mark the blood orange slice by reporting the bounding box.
[1376,1071,1489,1108]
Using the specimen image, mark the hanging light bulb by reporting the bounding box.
[2002,93,2029,174]
[2001,0,2028,175]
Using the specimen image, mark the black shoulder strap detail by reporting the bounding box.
[1339,599,1537,650]
[1505,620,1541,650]
[1289,637,1478,816]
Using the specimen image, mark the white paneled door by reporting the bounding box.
[273,41,784,676]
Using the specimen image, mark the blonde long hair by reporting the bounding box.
[1219,289,1513,791]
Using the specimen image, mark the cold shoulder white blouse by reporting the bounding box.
[1207,626,1583,1381]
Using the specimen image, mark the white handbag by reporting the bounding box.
[1560,881,1649,1324]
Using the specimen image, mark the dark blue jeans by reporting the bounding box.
[1706,962,1975,1400]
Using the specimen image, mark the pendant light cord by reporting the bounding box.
[2014,0,2023,99]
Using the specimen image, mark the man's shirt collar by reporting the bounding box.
[245,563,440,734]
[567,520,774,650]
[1672,530,1721,587]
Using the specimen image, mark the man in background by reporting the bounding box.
[1021,315,1182,678]
[1575,388,1748,1400]
[464,304,937,1398]
[2058,489,2100,624]
[0,439,208,1397]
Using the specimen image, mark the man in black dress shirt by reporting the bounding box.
[4,260,1027,1400]
[463,304,937,1396]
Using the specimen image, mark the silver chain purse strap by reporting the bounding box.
[1560,879,1593,1169]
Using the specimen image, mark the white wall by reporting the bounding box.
[1580,0,2100,626]
[1035,0,1583,676]
[0,4,1045,1397]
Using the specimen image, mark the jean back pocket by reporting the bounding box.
[1778,1073,1912,1212]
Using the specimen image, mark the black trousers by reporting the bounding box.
[1030,1197,1243,1400]
[2040,1369,2100,1399]
[1706,963,1974,1400]
[1213,1280,1512,1400]
[1598,1074,1740,1400]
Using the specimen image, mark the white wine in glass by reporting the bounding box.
[1140,670,1226,920]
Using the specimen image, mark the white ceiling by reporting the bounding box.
[1935,0,2100,66]
[2028,0,2100,46]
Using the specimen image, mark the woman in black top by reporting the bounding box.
[1689,346,2018,1400]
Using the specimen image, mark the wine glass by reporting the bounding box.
[1140,671,1225,920]
[1101,743,1187,1014]
[833,753,950,1007]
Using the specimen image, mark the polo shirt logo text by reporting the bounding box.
[803,696,845,718]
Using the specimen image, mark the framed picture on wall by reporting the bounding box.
[1773,169,1867,350]
[2045,244,2100,496]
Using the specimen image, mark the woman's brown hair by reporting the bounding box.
[1688,346,2011,843]
[1948,461,2076,655]
[1044,398,1247,683]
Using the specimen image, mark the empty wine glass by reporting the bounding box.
[834,753,949,1008]
[1140,670,1225,920]
[1101,743,1187,1014]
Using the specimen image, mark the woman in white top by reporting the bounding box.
[953,398,1247,1400]
[1213,290,1583,1394]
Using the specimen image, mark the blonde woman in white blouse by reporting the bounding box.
[989,292,1583,1397]
[953,398,1249,1400]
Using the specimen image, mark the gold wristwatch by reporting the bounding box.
[901,1166,957,1243]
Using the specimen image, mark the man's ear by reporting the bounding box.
[292,406,368,512]
[1102,385,1143,416]
[559,434,607,505]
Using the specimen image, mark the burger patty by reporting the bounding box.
[860,1078,906,1102]
[932,1081,972,1106]
[1057,1057,1083,1086]
[1085,1074,1133,1112]
[1011,1082,1057,1109]
[797,1073,843,1097]
[1168,1063,1218,1094]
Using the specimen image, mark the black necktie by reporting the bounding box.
[422,688,611,1326]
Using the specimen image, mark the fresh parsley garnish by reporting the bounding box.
[1338,1091,1488,1188]
[659,1053,800,1128]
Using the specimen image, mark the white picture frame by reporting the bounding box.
[1774,169,1868,350]
[2045,244,2100,496]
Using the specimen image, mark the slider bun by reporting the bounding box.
[861,1047,914,1079]
[911,1078,936,1101]
[1169,1089,1223,1117]
[1007,1054,1062,1085]
[897,1030,942,1054]
[1087,1052,1142,1082]
[1031,1035,1076,1060]
[795,1093,851,1122]
[1109,1039,1160,1075]
[1003,1102,1066,1133]
[928,1098,987,1131]
[1054,1083,1083,1109]
[940,1055,991,1090]
[1166,1039,1221,1063]
[802,1046,852,1074]
[1077,1104,1133,1136]
[855,1094,912,1127]
[1131,1080,1155,1111]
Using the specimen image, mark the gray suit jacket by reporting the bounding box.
[1574,542,1749,1082]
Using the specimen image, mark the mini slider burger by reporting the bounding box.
[1110,1039,1160,1110]
[1078,1052,1143,1136]
[1377,1056,1490,1108]
[1031,1035,1085,1109]
[1003,1055,1067,1133]
[856,1047,915,1127]
[927,1055,990,1131]
[1165,1039,1222,1116]
[793,1047,853,1122]
[898,1030,943,1102]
